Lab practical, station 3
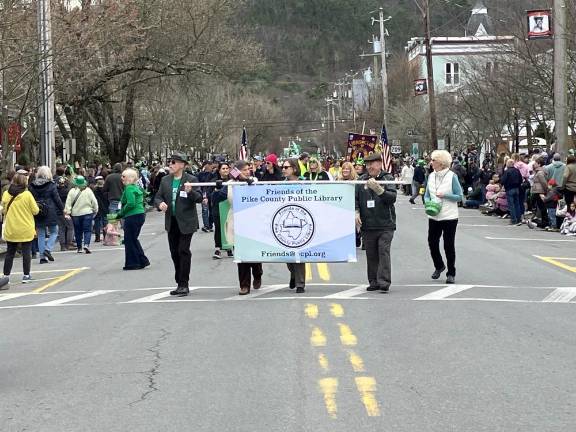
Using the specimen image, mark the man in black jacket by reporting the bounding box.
[500,159,524,225]
[102,163,124,214]
[410,160,426,204]
[154,152,203,296]
[355,153,397,293]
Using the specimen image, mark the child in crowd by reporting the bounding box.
[543,179,562,231]
[560,202,576,236]
[494,186,510,218]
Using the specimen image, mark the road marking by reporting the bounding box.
[0,293,33,302]
[224,284,286,300]
[311,327,327,347]
[318,378,338,419]
[338,323,357,346]
[305,263,313,281]
[330,303,344,318]
[317,263,331,281]
[535,256,576,274]
[325,285,366,299]
[348,351,365,372]
[33,268,88,293]
[414,285,475,301]
[460,224,513,228]
[126,291,173,303]
[542,288,576,303]
[318,353,329,372]
[486,237,575,242]
[10,267,91,275]
[355,377,381,417]
[35,290,112,306]
[52,248,124,255]
[305,303,319,319]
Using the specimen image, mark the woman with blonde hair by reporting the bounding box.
[424,150,464,284]
[304,157,330,181]
[112,168,150,270]
[1,171,39,287]
[337,162,358,181]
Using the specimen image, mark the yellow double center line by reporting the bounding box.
[306,303,382,419]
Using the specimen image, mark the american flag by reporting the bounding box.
[239,127,248,161]
[380,124,392,173]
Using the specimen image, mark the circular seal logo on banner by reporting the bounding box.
[272,205,315,248]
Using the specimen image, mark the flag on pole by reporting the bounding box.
[380,124,392,173]
[239,127,248,161]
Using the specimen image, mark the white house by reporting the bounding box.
[405,0,515,95]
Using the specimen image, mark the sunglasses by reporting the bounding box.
[281,165,292,169]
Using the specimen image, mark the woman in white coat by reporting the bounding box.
[424,150,464,284]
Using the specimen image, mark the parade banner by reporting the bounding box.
[233,184,357,263]
[346,133,380,163]
[527,9,552,40]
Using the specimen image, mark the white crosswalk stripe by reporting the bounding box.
[542,288,576,303]
[0,284,575,310]
[35,290,113,307]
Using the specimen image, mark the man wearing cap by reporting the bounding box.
[154,152,203,297]
[355,152,397,293]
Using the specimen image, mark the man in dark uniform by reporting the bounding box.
[154,152,203,297]
[355,152,397,293]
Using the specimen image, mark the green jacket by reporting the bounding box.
[117,184,146,219]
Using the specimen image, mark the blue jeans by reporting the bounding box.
[201,200,213,229]
[72,214,94,249]
[506,188,523,224]
[109,200,120,214]
[38,225,59,256]
[547,208,557,228]
[93,214,106,238]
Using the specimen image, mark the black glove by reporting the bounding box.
[246,177,254,186]
[215,180,223,190]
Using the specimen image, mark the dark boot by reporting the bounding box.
[170,286,189,297]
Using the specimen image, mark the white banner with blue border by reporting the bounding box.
[233,183,357,263]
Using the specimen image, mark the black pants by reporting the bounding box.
[287,263,306,288]
[564,190,575,207]
[4,241,32,276]
[213,209,222,248]
[363,230,394,289]
[238,263,263,289]
[532,193,549,227]
[168,217,193,288]
[428,219,458,277]
[123,213,150,269]
[411,182,425,204]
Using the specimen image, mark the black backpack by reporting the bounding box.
[36,198,49,217]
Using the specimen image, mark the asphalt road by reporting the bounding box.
[1,195,575,432]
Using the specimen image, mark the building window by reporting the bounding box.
[445,62,460,85]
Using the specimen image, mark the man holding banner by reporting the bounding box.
[154,152,203,297]
[355,152,397,293]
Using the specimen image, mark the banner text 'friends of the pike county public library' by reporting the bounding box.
[233,184,357,263]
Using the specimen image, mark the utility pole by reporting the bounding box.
[423,0,438,149]
[553,0,568,156]
[373,8,390,125]
[37,0,56,169]
[413,0,439,149]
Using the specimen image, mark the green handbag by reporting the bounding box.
[425,199,443,216]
